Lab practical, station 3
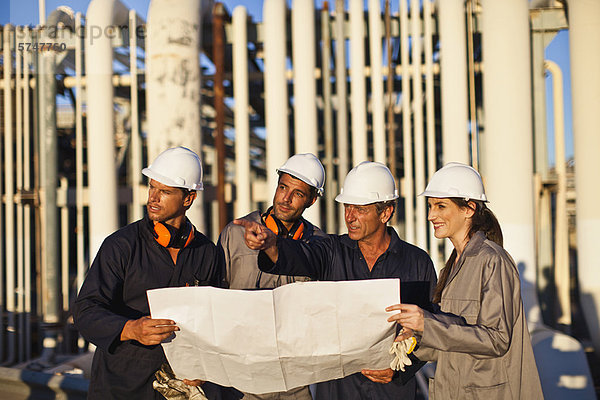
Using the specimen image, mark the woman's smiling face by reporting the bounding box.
[427,197,472,241]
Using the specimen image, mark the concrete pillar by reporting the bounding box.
[567,0,600,350]
[480,0,542,329]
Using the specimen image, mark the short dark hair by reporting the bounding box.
[178,188,195,198]
[374,200,396,220]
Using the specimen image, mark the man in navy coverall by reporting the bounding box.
[73,147,225,399]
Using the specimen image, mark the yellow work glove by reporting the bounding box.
[389,329,417,372]
[153,363,208,400]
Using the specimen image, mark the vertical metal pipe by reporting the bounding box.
[567,0,600,350]
[1,25,10,362]
[423,0,439,268]
[39,30,60,362]
[480,0,542,330]
[15,26,25,363]
[437,0,469,164]
[128,10,142,223]
[321,3,335,231]
[75,13,85,296]
[15,27,29,361]
[213,3,228,232]
[384,1,396,175]
[531,26,552,307]
[39,0,46,25]
[22,27,32,360]
[4,25,17,365]
[292,0,320,225]
[73,13,85,292]
[146,0,204,229]
[411,0,426,250]
[85,0,127,257]
[368,0,386,164]
[232,6,251,218]
[349,0,367,165]
[400,0,414,243]
[544,60,570,327]
[466,0,478,169]
[209,149,220,243]
[60,177,69,313]
[335,0,349,233]
[292,0,318,155]
[263,0,290,195]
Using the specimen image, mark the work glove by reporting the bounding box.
[389,329,417,372]
[153,363,208,400]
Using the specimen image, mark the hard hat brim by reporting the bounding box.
[142,168,204,191]
[419,189,487,202]
[334,192,399,205]
[277,168,324,196]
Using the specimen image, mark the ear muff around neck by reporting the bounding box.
[152,220,194,248]
[262,208,304,240]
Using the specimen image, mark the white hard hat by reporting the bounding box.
[335,161,399,205]
[277,153,325,196]
[419,162,487,201]
[142,147,204,191]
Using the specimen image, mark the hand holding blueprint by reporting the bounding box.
[147,278,400,394]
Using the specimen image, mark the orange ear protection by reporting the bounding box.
[152,220,194,248]
[262,208,304,240]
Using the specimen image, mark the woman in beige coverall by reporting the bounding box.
[387,163,543,399]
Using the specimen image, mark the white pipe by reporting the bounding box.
[466,0,478,169]
[129,10,143,223]
[75,12,85,294]
[15,27,25,361]
[335,0,349,233]
[264,0,290,196]
[480,0,542,330]
[292,0,320,225]
[85,0,128,258]
[567,0,600,351]
[233,6,251,218]
[146,0,204,230]
[424,0,439,269]
[4,26,15,318]
[39,0,46,25]
[400,0,414,244]
[350,0,367,165]
[437,0,469,164]
[368,0,385,164]
[321,5,335,232]
[544,60,570,326]
[411,0,427,250]
[23,28,32,360]
[60,178,69,312]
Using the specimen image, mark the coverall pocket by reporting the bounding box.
[464,382,510,400]
[441,298,479,324]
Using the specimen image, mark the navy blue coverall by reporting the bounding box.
[258,227,437,400]
[73,217,226,400]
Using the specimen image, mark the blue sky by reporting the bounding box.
[1,0,572,165]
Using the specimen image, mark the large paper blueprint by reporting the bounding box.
[147,278,400,394]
